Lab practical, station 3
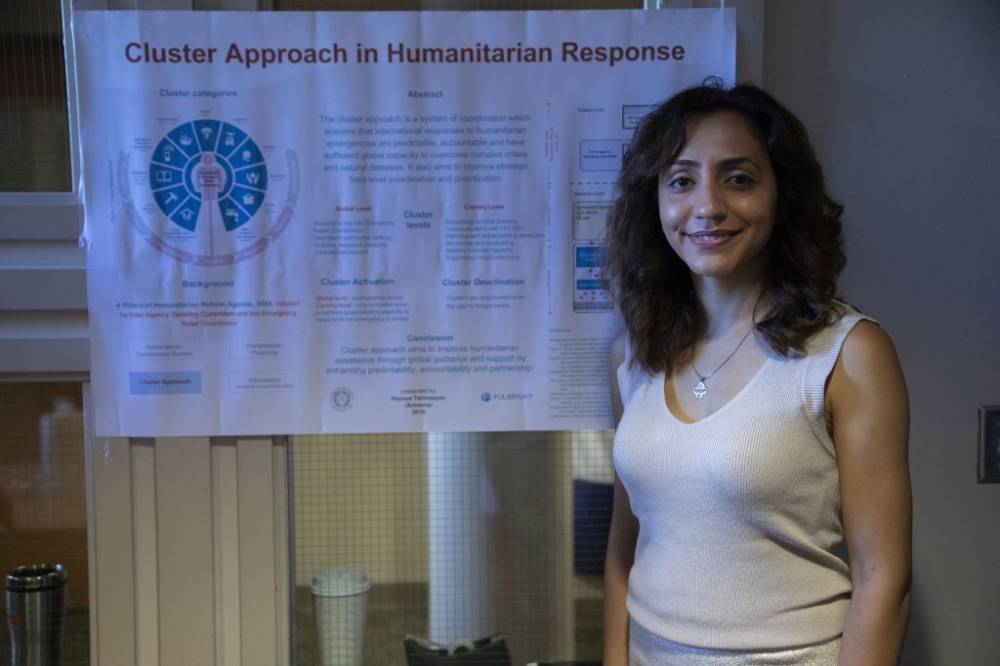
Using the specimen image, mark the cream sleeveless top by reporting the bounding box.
[614,309,871,650]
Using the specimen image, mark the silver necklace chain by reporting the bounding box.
[690,299,761,400]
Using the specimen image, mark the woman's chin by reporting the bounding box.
[686,260,735,280]
[686,261,763,286]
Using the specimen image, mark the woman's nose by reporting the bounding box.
[693,183,726,220]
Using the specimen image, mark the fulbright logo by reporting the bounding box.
[481,392,533,403]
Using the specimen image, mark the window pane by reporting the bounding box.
[292,431,614,665]
[0,0,71,192]
[0,383,89,665]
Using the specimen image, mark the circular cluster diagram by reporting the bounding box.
[149,120,267,232]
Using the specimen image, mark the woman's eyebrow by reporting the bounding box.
[718,156,760,169]
[670,156,760,169]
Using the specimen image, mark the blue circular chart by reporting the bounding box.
[148,120,268,233]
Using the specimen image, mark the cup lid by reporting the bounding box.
[311,567,370,597]
[6,564,67,592]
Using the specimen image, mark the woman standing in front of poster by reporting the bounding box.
[602,83,911,664]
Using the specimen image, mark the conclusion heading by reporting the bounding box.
[124,41,686,70]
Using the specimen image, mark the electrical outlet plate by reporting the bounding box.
[978,405,1000,483]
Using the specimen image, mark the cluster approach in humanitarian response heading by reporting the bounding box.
[124,41,686,69]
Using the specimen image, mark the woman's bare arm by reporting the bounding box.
[604,331,639,665]
[829,321,912,665]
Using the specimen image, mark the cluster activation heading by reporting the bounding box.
[124,41,687,70]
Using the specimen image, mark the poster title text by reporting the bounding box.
[124,41,686,69]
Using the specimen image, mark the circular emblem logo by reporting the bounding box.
[330,387,354,411]
[149,120,267,233]
[121,118,297,266]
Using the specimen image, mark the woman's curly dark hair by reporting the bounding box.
[605,82,846,374]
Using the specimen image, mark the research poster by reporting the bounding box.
[76,9,735,436]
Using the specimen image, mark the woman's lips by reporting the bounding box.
[684,229,741,248]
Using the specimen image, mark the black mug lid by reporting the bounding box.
[6,564,67,592]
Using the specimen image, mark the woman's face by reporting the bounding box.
[658,111,778,286]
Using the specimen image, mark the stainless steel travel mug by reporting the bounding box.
[5,564,67,666]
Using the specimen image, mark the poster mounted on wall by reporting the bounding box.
[75,8,735,436]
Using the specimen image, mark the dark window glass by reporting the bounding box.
[0,0,71,192]
[0,383,89,665]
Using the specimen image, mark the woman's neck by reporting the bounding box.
[694,275,764,338]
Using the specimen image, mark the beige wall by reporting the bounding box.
[763,1,1000,663]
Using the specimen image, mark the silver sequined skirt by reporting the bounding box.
[629,620,841,666]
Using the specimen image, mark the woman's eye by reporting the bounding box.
[727,173,755,187]
[667,176,694,189]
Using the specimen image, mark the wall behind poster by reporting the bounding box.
[764,1,1000,663]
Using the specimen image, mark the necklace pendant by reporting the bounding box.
[692,380,707,399]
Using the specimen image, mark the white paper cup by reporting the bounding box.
[311,567,370,666]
